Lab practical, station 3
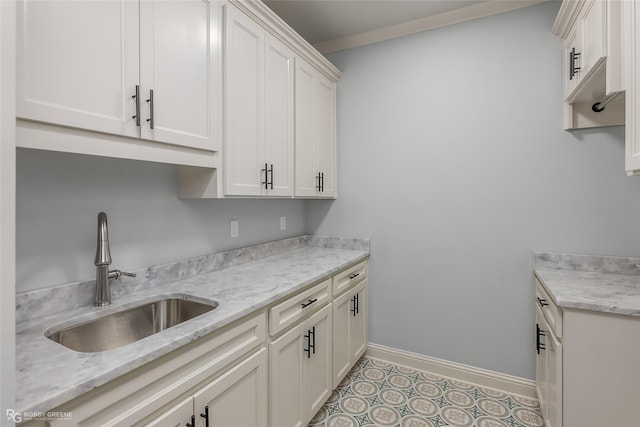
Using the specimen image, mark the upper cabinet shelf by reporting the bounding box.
[552,0,624,130]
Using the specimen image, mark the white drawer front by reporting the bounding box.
[333,260,367,297]
[269,278,331,336]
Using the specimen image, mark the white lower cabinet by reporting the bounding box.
[141,396,193,427]
[25,260,370,427]
[193,348,268,427]
[332,279,368,388]
[44,312,266,427]
[535,305,562,427]
[535,278,640,427]
[140,349,268,427]
[270,303,332,427]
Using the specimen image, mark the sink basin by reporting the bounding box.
[46,297,218,352]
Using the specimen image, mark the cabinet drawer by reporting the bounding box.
[535,278,563,338]
[269,278,331,336]
[333,260,367,296]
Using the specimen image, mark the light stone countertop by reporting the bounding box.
[15,237,369,416]
[534,252,640,316]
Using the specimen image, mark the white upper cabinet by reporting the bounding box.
[580,0,607,80]
[554,0,640,175]
[180,1,340,199]
[17,0,219,165]
[224,4,264,196]
[264,32,295,197]
[553,0,624,130]
[294,57,337,198]
[563,23,581,99]
[139,0,216,151]
[624,0,640,174]
[224,3,294,196]
[16,0,140,138]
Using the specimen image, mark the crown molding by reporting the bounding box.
[230,0,342,80]
[551,0,582,37]
[314,0,549,55]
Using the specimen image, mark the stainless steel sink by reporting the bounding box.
[46,297,218,352]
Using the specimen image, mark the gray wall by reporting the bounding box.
[306,1,640,380]
[16,148,306,291]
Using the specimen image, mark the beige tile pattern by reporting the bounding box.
[309,357,543,427]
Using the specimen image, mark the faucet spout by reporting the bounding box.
[94,212,113,306]
[95,212,112,266]
[93,212,136,307]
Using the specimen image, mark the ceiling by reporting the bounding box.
[263,0,480,45]
[263,0,545,53]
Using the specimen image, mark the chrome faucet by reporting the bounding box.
[94,212,136,306]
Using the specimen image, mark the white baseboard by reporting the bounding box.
[366,343,537,399]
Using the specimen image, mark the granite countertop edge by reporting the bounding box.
[533,252,640,317]
[16,243,369,415]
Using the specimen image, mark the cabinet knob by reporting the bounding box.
[537,297,549,308]
[186,414,195,427]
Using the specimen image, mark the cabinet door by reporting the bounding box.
[624,0,640,173]
[193,348,268,427]
[535,308,548,421]
[264,33,295,197]
[224,5,264,196]
[350,280,367,362]
[580,0,607,79]
[302,304,333,421]
[563,23,581,100]
[142,396,194,427]
[294,58,319,197]
[332,288,352,388]
[333,281,368,388]
[294,58,337,198]
[139,0,217,151]
[546,328,562,427]
[16,0,139,138]
[313,74,337,198]
[270,324,305,427]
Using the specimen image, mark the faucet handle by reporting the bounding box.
[108,269,137,280]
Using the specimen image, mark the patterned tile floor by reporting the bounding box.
[308,356,544,427]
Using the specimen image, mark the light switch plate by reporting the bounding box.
[230,220,239,238]
[280,216,286,230]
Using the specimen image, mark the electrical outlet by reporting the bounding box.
[230,220,239,238]
[280,216,286,230]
